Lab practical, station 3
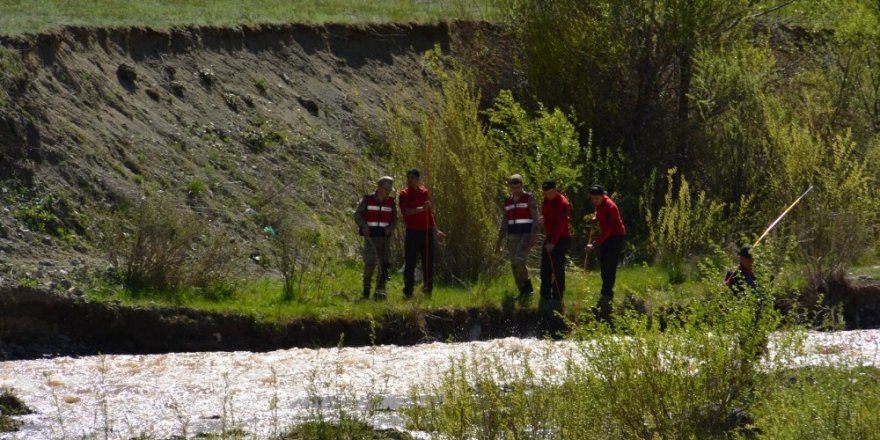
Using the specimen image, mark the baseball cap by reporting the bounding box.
[406,168,420,177]
[377,176,394,192]
[541,180,556,190]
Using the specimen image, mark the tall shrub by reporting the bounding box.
[385,48,508,282]
[104,195,237,294]
[486,89,584,192]
[645,168,742,271]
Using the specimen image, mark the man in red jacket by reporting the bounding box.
[399,168,445,298]
[586,184,626,320]
[540,180,571,301]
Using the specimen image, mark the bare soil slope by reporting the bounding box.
[0,23,488,284]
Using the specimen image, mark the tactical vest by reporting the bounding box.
[504,193,534,235]
[363,194,394,237]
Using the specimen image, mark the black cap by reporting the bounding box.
[406,168,420,177]
[738,246,753,259]
[541,180,556,190]
[588,184,605,196]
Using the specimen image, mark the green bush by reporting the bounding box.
[486,89,584,191]
[0,387,30,433]
[385,47,507,282]
[645,168,749,279]
[755,366,880,439]
[404,285,793,439]
[102,195,238,294]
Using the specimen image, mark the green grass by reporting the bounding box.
[755,366,880,439]
[87,262,713,323]
[0,0,501,35]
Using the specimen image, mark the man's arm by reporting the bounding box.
[354,196,369,236]
[528,196,539,242]
[404,199,431,215]
[497,206,508,240]
[388,200,398,234]
[354,196,368,228]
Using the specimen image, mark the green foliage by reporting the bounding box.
[254,78,269,93]
[486,89,584,191]
[282,419,413,440]
[494,0,766,167]
[404,287,796,439]
[245,119,288,153]
[187,178,208,195]
[0,388,30,433]
[645,168,747,276]
[0,0,500,34]
[385,47,507,282]
[13,193,82,240]
[754,366,880,439]
[257,197,331,302]
[102,195,239,295]
[0,388,30,416]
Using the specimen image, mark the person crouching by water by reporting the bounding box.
[725,246,757,293]
[495,174,539,298]
[354,176,397,300]
[585,184,627,321]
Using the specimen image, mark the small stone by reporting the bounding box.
[117,63,138,83]
[296,95,319,116]
[145,88,161,101]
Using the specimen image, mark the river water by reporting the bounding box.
[2,330,879,439]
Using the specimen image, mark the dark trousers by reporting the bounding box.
[540,237,570,300]
[404,229,434,297]
[597,235,625,317]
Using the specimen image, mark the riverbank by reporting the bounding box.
[3,272,879,361]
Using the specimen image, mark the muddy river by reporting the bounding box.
[2,331,879,439]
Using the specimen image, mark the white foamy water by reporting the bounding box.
[2,331,879,439]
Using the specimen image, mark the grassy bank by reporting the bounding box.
[86,264,712,323]
[0,0,500,35]
[401,292,880,439]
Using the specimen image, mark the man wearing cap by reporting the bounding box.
[540,180,572,301]
[399,168,445,298]
[586,184,626,320]
[725,246,757,293]
[496,174,539,298]
[354,176,397,300]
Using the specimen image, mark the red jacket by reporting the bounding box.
[542,193,571,245]
[594,195,626,245]
[399,185,435,231]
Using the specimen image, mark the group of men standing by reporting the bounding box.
[354,170,627,320]
[353,168,445,301]
[494,175,626,319]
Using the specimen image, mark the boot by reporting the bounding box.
[361,285,371,300]
[374,286,387,301]
[519,279,534,298]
